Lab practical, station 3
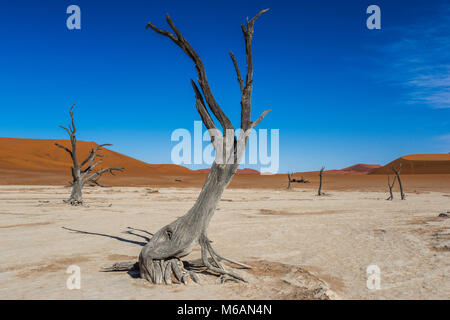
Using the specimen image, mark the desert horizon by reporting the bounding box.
[1,137,449,193]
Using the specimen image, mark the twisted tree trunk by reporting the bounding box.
[107,10,271,284]
[55,105,124,205]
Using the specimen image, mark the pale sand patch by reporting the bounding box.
[0,186,449,299]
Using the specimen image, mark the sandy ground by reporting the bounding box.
[0,185,449,300]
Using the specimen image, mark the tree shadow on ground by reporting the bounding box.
[62,226,152,246]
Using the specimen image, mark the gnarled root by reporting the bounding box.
[199,234,249,283]
[139,256,200,285]
[104,243,250,285]
[104,234,251,285]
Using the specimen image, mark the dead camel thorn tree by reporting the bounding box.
[386,174,397,201]
[392,163,405,200]
[55,105,124,206]
[287,173,309,189]
[107,9,271,284]
[287,172,293,189]
[317,166,325,196]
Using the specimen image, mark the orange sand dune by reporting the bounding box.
[0,137,193,186]
[297,164,381,175]
[370,154,450,175]
[341,164,381,173]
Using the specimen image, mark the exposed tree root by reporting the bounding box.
[103,236,250,285]
[138,257,200,284]
[199,234,247,283]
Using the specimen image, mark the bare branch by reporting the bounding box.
[145,22,178,43]
[88,178,107,188]
[191,80,216,131]
[58,125,72,136]
[229,51,244,93]
[84,167,124,185]
[146,14,234,132]
[239,9,269,130]
[81,143,111,168]
[248,8,269,26]
[54,142,73,156]
[250,109,271,129]
[83,159,103,174]
[68,104,76,134]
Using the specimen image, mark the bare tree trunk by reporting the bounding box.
[318,166,325,196]
[111,10,271,285]
[287,173,292,189]
[386,174,396,201]
[393,164,405,200]
[68,179,83,205]
[56,105,124,206]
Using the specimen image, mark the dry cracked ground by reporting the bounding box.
[0,186,449,299]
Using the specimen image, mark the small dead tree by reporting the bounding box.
[317,166,325,196]
[287,173,309,189]
[55,105,124,205]
[294,176,309,183]
[287,173,292,189]
[106,10,271,284]
[392,163,405,200]
[386,174,397,200]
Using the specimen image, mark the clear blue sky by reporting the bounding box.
[0,0,449,172]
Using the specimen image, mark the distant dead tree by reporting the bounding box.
[386,174,397,200]
[392,163,405,200]
[55,105,124,205]
[287,173,309,189]
[107,10,271,284]
[317,166,325,196]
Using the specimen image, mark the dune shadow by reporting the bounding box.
[62,226,152,247]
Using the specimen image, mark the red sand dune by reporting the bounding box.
[370,154,450,175]
[0,137,193,186]
[297,164,381,175]
[341,164,382,173]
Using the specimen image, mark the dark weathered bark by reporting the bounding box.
[386,174,397,201]
[393,164,405,200]
[318,166,325,196]
[296,176,309,183]
[55,105,124,205]
[117,9,271,284]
